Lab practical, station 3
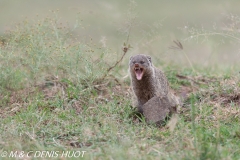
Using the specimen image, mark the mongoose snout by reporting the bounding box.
[133,64,144,80]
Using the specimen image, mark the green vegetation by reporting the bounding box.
[0,1,240,160]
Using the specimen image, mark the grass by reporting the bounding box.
[0,11,240,160]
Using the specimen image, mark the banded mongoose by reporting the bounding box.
[129,54,180,124]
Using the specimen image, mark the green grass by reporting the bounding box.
[0,10,240,160]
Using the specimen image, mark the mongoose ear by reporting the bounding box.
[146,55,152,64]
[129,56,133,64]
[129,56,134,63]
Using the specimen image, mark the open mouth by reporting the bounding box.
[134,67,144,80]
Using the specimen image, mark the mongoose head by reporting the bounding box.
[129,54,153,80]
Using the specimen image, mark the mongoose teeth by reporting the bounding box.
[134,67,143,71]
[134,67,140,71]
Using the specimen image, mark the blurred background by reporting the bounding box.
[1,0,240,71]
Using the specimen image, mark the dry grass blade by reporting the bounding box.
[169,40,183,50]
[169,40,196,73]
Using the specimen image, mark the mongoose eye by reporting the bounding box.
[140,61,144,64]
